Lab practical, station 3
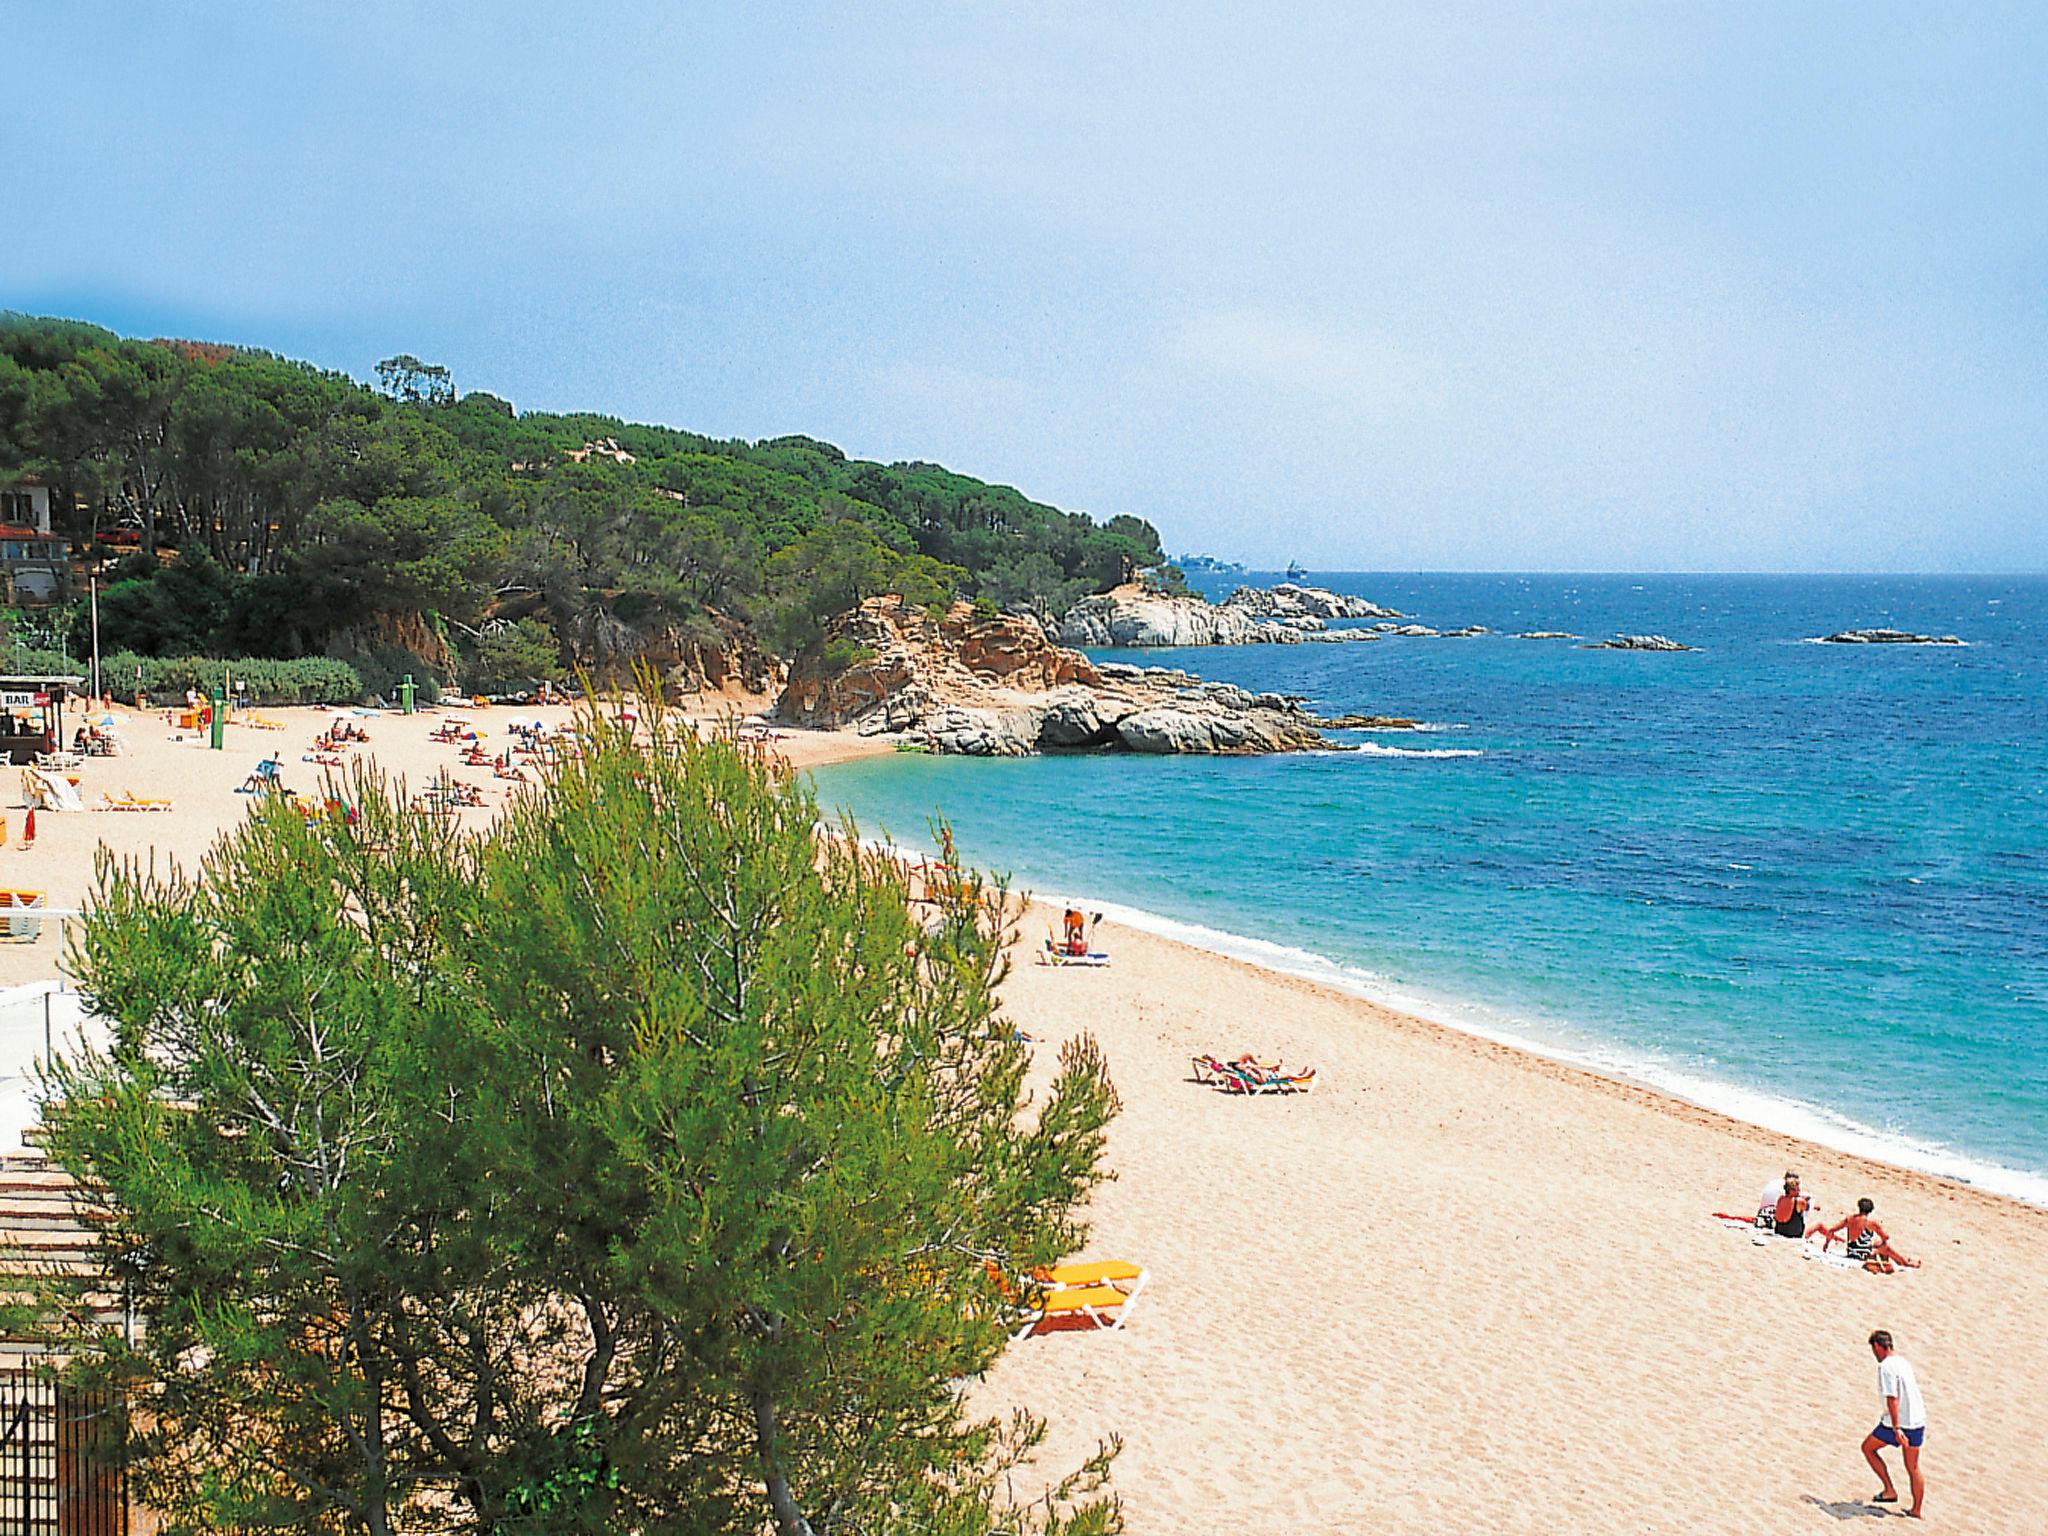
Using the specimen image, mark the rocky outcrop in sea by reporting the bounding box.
[1057,582,1398,647]
[778,597,1332,755]
[1814,628,1964,645]
[1219,583,1401,622]
[1583,634,1694,651]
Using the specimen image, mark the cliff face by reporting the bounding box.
[1058,582,1399,647]
[776,596,1326,755]
[560,606,784,696]
[777,598,1098,729]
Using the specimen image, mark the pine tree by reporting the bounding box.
[45,702,1123,1534]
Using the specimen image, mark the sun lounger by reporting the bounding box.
[1229,1064,1316,1095]
[0,890,46,943]
[1035,1259,1149,1299]
[1011,1283,1136,1339]
[100,790,174,812]
[987,1257,1148,1339]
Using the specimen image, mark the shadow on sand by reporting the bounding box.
[1802,1494,1896,1521]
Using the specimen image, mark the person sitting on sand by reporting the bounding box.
[1817,1199,1920,1273]
[1062,908,1088,957]
[1716,1170,1813,1237]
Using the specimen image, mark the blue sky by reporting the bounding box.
[6,2,2044,570]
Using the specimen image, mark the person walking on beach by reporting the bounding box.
[1861,1330,1926,1518]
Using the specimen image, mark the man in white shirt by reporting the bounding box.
[1861,1330,1927,1518]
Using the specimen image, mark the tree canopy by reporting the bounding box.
[0,313,1166,684]
[44,709,1124,1535]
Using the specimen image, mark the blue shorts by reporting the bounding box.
[1871,1423,1925,1449]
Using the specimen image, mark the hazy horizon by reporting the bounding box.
[7,3,2044,574]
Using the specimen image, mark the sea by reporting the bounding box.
[811,573,2048,1204]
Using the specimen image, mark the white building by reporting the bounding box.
[0,477,67,604]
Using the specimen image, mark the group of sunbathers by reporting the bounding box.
[1719,1170,1921,1273]
[1191,1052,1318,1095]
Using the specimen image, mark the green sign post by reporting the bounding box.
[399,674,417,715]
[209,691,226,750]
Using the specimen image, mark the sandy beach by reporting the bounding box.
[0,697,890,987]
[3,711,2044,1530]
[989,900,2048,1532]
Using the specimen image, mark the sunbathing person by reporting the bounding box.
[1816,1198,1920,1272]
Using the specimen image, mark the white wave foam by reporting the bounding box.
[1355,743,1484,759]
[1090,900,2048,1207]
[837,826,2048,1207]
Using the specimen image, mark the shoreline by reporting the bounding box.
[1010,895,2048,1226]
[1050,895,2048,1211]
[831,797,2048,1215]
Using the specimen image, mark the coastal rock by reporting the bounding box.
[1315,713,1423,730]
[1815,628,1963,645]
[779,595,1340,756]
[1115,701,1323,755]
[1059,587,1272,646]
[1584,634,1693,651]
[922,705,1040,757]
[1441,625,1490,637]
[779,598,1097,730]
[1388,624,1441,638]
[1516,631,1578,640]
[1218,583,1401,621]
[1058,580,1399,647]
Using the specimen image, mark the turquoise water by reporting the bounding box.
[812,575,2048,1200]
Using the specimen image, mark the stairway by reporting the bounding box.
[0,1149,132,1360]
[0,1148,134,1534]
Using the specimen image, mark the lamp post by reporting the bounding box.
[89,573,102,703]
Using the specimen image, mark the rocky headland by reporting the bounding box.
[1057,581,1398,647]
[1814,628,1964,645]
[777,596,1335,755]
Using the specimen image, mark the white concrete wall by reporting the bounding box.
[0,483,51,535]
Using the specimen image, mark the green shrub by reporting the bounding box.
[86,652,366,706]
[459,618,566,694]
[819,639,878,672]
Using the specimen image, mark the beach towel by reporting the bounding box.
[21,768,84,813]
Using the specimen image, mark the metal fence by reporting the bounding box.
[0,1371,126,1535]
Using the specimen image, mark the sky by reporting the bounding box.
[5,1,2045,571]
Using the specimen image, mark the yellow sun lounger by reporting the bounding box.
[1036,1259,1148,1294]
[1011,1282,1137,1340]
[100,790,174,812]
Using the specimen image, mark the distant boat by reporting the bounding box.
[1285,560,1308,582]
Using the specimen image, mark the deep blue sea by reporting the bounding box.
[812,574,2048,1201]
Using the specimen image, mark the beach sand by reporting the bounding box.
[3,714,2043,1530]
[989,899,2048,1532]
[0,697,889,987]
